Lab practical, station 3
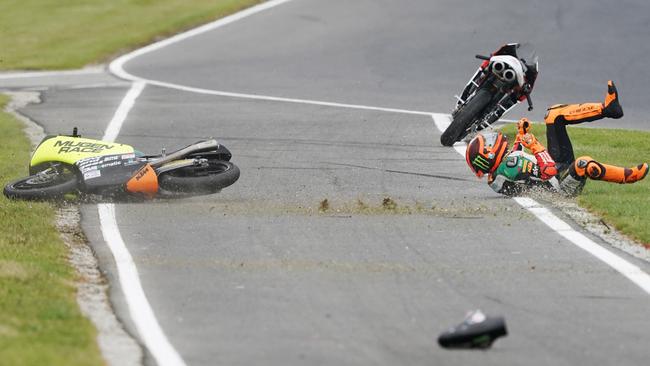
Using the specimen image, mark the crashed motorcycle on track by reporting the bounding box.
[440,43,538,146]
[3,128,240,200]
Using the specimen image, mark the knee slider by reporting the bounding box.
[586,160,606,180]
[573,156,605,180]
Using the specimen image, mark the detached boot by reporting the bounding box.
[603,80,624,119]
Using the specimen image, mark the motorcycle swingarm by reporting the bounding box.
[150,140,219,169]
[155,159,205,175]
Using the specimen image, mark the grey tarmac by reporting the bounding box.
[3,0,650,365]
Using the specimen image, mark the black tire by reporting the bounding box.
[440,88,493,146]
[4,167,78,200]
[158,161,240,195]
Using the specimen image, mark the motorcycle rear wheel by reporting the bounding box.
[158,160,240,195]
[4,165,78,200]
[440,88,493,146]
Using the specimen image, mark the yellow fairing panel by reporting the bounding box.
[30,136,135,167]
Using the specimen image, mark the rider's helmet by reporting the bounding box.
[465,132,509,178]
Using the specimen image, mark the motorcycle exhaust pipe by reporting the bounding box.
[502,69,516,83]
[491,61,505,75]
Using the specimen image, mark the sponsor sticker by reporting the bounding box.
[103,155,119,162]
[80,165,98,174]
[84,170,101,180]
[100,161,122,168]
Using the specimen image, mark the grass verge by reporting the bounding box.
[0,95,103,365]
[501,123,650,246]
[0,0,263,70]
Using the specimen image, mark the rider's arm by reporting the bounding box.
[519,133,558,180]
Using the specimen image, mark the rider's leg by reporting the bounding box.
[544,80,623,172]
[544,119,575,173]
[545,81,623,125]
[560,155,648,196]
[570,156,648,183]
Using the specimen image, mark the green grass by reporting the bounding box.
[501,123,650,246]
[0,0,263,70]
[0,95,103,365]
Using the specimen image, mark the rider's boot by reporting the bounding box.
[559,172,586,197]
[603,80,624,119]
[571,156,648,184]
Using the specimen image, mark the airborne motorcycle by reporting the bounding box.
[3,128,240,200]
[440,43,538,146]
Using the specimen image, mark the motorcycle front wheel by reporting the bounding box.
[158,160,240,195]
[3,165,78,200]
[440,88,493,147]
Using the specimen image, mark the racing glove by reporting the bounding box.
[518,132,544,154]
[512,118,531,151]
[534,150,558,180]
[518,131,557,180]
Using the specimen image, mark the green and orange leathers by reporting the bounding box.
[30,135,134,169]
[488,150,540,191]
[488,81,647,196]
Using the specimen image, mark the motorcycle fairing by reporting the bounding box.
[31,135,134,169]
[76,153,146,194]
[126,164,159,198]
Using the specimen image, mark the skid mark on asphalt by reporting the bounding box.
[141,198,525,219]
[323,162,473,182]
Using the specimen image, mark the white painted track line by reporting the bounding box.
[99,81,186,366]
[515,197,650,294]
[431,113,650,295]
[102,81,145,142]
[110,0,296,81]
[100,1,298,365]
[108,0,435,117]
[98,204,186,366]
[142,79,433,116]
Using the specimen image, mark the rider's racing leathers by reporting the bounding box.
[486,81,648,196]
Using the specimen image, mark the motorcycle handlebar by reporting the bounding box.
[475,54,491,61]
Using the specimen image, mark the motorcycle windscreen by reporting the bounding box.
[493,43,519,57]
[492,43,538,70]
[76,153,145,194]
[517,42,538,72]
[31,135,135,169]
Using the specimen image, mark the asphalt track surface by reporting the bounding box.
[3,0,650,365]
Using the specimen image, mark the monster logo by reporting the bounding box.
[473,155,491,171]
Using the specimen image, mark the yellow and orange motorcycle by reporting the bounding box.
[4,128,240,200]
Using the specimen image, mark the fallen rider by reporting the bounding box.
[464,81,648,196]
